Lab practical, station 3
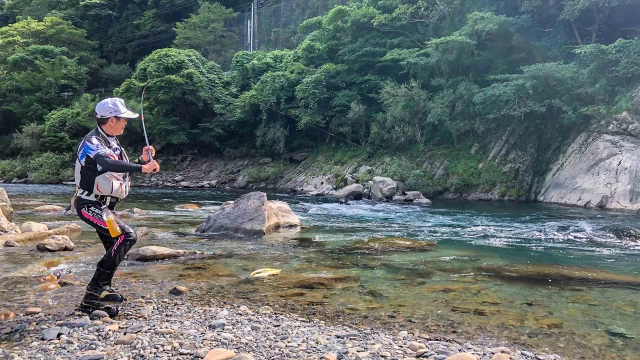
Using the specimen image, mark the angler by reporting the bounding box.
[73,97,160,317]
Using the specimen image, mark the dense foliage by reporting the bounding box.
[1,0,639,185]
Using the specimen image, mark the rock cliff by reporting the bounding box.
[536,87,640,211]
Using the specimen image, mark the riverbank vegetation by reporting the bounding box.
[1,0,639,187]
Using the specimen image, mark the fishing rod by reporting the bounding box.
[140,79,154,163]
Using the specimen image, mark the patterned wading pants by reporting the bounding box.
[75,197,137,287]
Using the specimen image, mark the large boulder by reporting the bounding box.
[194,192,301,236]
[370,177,397,201]
[127,246,198,262]
[0,188,13,222]
[329,184,364,200]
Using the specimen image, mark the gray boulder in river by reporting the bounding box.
[537,87,640,211]
[195,191,301,236]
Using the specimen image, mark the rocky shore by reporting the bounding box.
[1,290,561,360]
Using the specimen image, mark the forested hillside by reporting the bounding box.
[1,0,639,194]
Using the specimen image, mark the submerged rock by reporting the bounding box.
[605,325,635,339]
[345,237,436,254]
[274,274,360,290]
[481,264,640,289]
[127,246,198,262]
[177,203,202,210]
[195,192,301,236]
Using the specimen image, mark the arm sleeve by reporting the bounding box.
[94,153,143,173]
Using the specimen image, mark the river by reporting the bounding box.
[1,184,639,359]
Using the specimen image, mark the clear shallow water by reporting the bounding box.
[1,184,640,359]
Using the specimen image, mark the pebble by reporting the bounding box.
[115,334,137,345]
[3,294,554,360]
[408,341,426,352]
[78,354,105,360]
[89,310,108,320]
[493,355,511,360]
[41,328,60,340]
[210,319,227,329]
[1,310,16,321]
[25,307,42,315]
[169,286,189,296]
[446,354,478,360]
[204,348,235,360]
[126,324,145,334]
[336,331,358,338]
[488,347,512,354]
[196,348,210,358]
[521,351,534,358]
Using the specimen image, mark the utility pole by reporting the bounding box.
[253,0,258,51]
[250,1,254,52]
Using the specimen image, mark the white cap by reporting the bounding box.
[95,97,139,119]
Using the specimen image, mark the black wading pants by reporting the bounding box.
[74,197,137,288]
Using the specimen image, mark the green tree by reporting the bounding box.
[173,2,238,68]
[116,48,233,149]
[0,45,91,124]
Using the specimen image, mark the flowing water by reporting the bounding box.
[1,184,640,359]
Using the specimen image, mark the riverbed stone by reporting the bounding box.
[20,222,48,233]
[169,286,189,296]
[345,237,436,254]
[0,223,81,244]
[408,341,426,352]
[41,327,60,340]
[481,263,640,289]
[89,310,108,320]
[33,205,65,213]
[492,354,511,360]
[115,334,137,345]
[370,177,397,201]
[329,184,364,200]
[25,307,41,315]
[204,348,236,360]
[195,192,301,236]
[177,203,202,210]
[127,246,198,262]
[446,354,478,360]
[36,235,74,252]
[0,189,13,222]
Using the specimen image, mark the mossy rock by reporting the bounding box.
[344,237,436,254]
